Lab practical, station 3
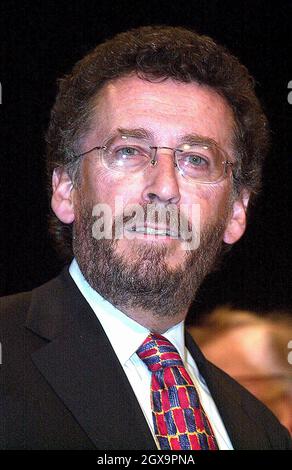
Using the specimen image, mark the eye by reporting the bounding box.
[183,154,209,167]
[105,144,150,171]
[116,146,140,159]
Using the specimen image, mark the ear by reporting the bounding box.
[223,189,250,245]
[51,168,75,224]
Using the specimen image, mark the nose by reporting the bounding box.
[141,148,181,205]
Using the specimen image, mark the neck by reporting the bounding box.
[115,304,188,334]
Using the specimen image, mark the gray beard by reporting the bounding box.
[72,200,229,318]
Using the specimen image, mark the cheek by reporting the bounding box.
[81,163,145,207]
[188,183,232,226]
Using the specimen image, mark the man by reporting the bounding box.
[0,26,291,450]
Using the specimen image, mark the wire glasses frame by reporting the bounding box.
[73,141,235,184]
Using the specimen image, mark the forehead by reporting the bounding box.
[89,75,234,149]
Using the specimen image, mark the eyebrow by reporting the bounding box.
[102,128,154,146]
[103,127,220,149]
[179,133,219,148]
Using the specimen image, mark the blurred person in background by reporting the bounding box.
[189,307,292,434]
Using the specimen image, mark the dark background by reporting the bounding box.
[1,0,291,323]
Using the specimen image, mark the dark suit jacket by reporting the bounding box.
[0,268,291,450]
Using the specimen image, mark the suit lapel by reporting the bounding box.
[26,268,156,450]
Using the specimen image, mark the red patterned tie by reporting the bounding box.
[136,333,218,450]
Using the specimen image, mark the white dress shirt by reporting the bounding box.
[69,258,233,449]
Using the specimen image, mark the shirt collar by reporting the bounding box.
[69,258,186,365]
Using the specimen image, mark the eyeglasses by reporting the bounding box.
[74,138,234,184]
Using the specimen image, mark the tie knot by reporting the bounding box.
[137,333,184,372]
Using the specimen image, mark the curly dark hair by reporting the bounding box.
[46,25,270,261]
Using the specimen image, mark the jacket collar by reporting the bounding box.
[26,268,156,450]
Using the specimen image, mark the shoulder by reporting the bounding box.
[0,270,65,338]
[0,290,32,328]
[0,268,71,328]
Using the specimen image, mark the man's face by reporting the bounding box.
[76,75,236,257]
[52,75,248,320]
